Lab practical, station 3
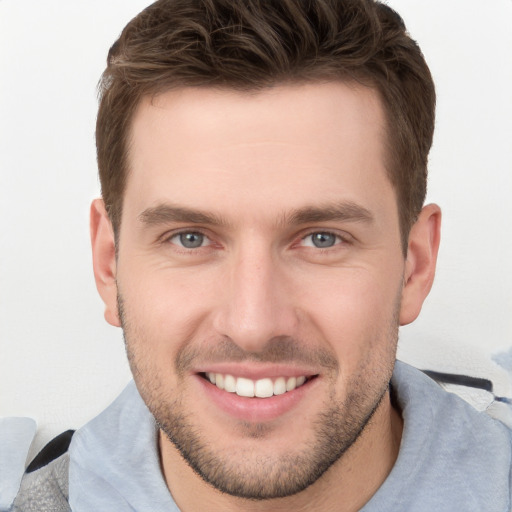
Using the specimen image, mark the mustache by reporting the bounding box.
[175,336,339,376]
[117,293,339,376]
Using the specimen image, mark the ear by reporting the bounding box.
[399,203,441,326]
[90,198,121,327]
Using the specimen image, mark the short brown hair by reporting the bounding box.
[96,0,435,252]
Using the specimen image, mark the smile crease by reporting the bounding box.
[204,372,309,398]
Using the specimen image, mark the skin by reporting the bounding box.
[91,82,441,511]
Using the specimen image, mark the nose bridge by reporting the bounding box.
[213,239,295,351]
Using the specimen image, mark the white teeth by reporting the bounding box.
[224,374,237,393]
[254,378,273,398]
[205,373,309,398]
[286,377,297,391]
[236,377,255,397]
[273,377,287,395]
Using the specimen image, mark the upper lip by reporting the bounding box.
[193,363,319,380]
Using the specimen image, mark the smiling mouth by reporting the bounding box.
[201,372,316,398]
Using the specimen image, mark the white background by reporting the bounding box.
[1,0,511,456]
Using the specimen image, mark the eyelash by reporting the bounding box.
[161,228,351,253]
[162,230,212,250]
[299,231,347,249]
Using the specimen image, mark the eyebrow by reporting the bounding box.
[286,202,374,226]
[138,204,229,227]
[138,201,374,228]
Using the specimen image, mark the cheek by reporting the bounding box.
[119,266,220,350]
[296,268,402,365]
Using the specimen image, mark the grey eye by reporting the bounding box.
[178,232,205,248]
[308,232,338,248]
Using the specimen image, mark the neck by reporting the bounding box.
[160,391,402,512]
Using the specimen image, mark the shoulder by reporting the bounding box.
[392,361,512,457]
[377,362,512,511]
[11,430,74,512]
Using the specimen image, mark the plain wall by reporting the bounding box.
[1,0,511,457]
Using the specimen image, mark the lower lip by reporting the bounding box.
[195,374,318,422]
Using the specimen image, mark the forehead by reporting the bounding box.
[124,82,395,227]
[130,82,387,156]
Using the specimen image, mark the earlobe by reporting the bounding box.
[399,204,442,326]
[90,199,121,327]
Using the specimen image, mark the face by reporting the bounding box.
[101,83,410,499]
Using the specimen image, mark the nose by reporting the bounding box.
[212,242,299,353]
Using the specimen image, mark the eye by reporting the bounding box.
[301,232,341,249]
[169,231,210,249]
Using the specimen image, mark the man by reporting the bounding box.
[12,0,512,510]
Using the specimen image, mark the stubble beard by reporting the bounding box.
[119,294,399,500]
